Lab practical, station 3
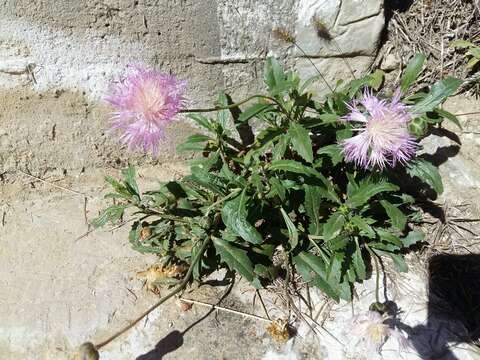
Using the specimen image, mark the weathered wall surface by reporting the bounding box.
[0,0,385,178]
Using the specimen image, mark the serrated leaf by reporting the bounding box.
[121,166,139,196]
[280,208,299,250]
[412,77,462,115]
[401,54,426,92]
[264,57,286,92]
[304,185,322,235]
[293,252,338,301]
[238,103,273,123]
[187,113,214,132]
[323,213,345,241]
[177,134,211,152]
[352,239,366,280]
[327,253,343,288]
[389,253,408,272]
[338,280,352,301]
[380,200,407,231]
[317,144,343,166]
[401,231,424,247]
[269,160,340,203]
[435,108,462,129]
[91,204,127,228]
[376,229,403,247]
[212,237,256,283]
[245,127,283,163]
[221,189,262,244]
[350,215,375,238]
[347,180,399,208]
[272,134,289,160]
[288,122,313,163]
[406,159,443,194]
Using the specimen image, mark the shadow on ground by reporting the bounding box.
[136,274,235,359]
[392,254,480,359]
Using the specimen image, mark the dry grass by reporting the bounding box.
[381,0,480,94]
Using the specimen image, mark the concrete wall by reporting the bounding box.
[0,0,385,178]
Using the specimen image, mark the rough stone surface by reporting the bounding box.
[0,0,385,180]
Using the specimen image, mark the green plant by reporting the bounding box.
[94,55,461,304]
[450,39,480,70]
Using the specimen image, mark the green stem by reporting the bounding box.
[180,94,287,115]
[94,237,211,350]
[367,246,381,304]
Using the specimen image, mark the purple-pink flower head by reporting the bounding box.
[340,89,417,170]
[106,66,187,155]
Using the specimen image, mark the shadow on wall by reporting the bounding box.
[393,254,480,359]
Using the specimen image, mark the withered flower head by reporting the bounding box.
[312,16,332,41]
[266,319,293,342]
[272,27,296,44]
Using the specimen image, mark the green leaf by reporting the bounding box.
[269,160,340,203]
[304,185,322,235]
[389,253,408,272]
[177,134,211,152]
[400,54,426,92]
[245,128,283,163]
[450,39,475,48]
[467,47,480,58]
[353,239,366,280]
[412,77,462,115]
[104,176,130,199]
[401,231,424,247]
[435,108,462,129]
[187,166,226,195]
[467,57,480,68]
[406,159,443,194]
[221,189,263,244]
[338,280,352,301]
[293,252,338,301]
[347,180,399,208]
[350,215,375,238]
[187,113,214,132]
[280,208,299,250]
[323,213,345,242]
[317,144,343,166]
[121,166,139,196]
[369,69,385,91]
[288,122,313,163]
[272,135,289,160]
[327,253,343,288]
[212,237,257,283]
[264,57,286,92]
[238,103,273,123]
[267,177,286,201]
[380,200,407,231]
[376,229,403,247]
[216,92,230,129]
[91,204,127,228]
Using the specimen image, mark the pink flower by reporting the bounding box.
[340,89,417,169]
[106,66,187,155]
[350,310,410,354]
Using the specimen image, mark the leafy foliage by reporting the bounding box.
[94,56,459,302]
